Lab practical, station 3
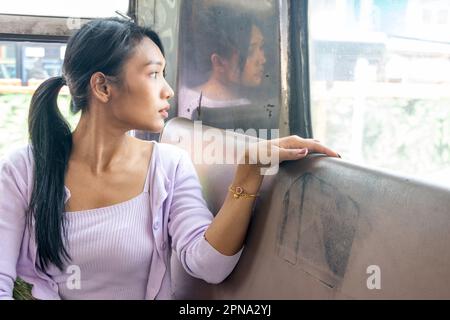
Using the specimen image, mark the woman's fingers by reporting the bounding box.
[247,136,339,166]
[305,140,339,158]
[277,136,340,158]
[246,142,308,165]
[279,147,308,162]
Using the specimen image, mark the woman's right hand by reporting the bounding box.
[244,135,340,174]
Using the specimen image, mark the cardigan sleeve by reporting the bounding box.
[168,150,243,284]
[0,157,28,299]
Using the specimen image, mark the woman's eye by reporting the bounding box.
[149,72,159,79]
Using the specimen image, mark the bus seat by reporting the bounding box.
[160,117,450,299]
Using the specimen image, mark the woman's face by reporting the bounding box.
[108,37,174,132]
[241,25,266,87]
[218,25,266,89]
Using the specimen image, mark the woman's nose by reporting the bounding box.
[260,51,267,65]
[258,48,267,65]
[162,80,174,100]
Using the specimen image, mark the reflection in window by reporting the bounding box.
[310,0,450,188]
[177,0,280,133]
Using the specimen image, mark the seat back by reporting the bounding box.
[161,117,450,299]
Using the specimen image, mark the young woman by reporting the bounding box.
[0,17,339,300]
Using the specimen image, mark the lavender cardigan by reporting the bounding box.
[0,142,243,300]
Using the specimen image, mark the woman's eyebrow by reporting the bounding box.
[250,39,264,47]
[143,60,165,67]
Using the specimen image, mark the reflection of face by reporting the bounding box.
[221,51,241,86]
[241,25,266,87]
[218,25,266,88]
[109,37,174,133]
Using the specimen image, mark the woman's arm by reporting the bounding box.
[0,157,28,300]
[205,135,340,256]
[204,164,263,256]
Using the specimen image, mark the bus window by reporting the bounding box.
[23,44,67,85]
[177,0,280,133]
[309,0,450,188]
[0,41,79,159]
[0,43,17,81]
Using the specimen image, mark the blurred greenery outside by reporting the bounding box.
[0,93,80,158]
[312,95,450,187]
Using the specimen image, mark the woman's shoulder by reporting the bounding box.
[155,141,189,162]
[0,145,33,191]
[0,145,33,172]
[130,137,188,166]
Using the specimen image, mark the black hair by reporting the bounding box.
[27,17,164,271]
[191,5,256,83]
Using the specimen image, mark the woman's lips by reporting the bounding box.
[159,107,169,118]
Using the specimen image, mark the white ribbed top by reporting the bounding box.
[47,167,153,300]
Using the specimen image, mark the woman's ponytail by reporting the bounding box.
[28,76,72,270]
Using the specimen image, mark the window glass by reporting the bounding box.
[0,42,67,84]
[310,0,450,188]
[0,0,129,18]
[0,41,79,159]
[177,0,280,133]
[23,43,66,84]
[0,43,17,80]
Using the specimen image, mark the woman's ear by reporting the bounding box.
[90,72,111,103]
[211,53,225,73]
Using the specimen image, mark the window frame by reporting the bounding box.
[287,0,313,138]
[0,1,137,86]
[0,0,136,42]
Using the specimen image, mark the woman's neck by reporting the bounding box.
[70,106,132,175]
[198,77,241,101]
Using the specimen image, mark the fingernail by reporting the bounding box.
[298,148,308,154]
